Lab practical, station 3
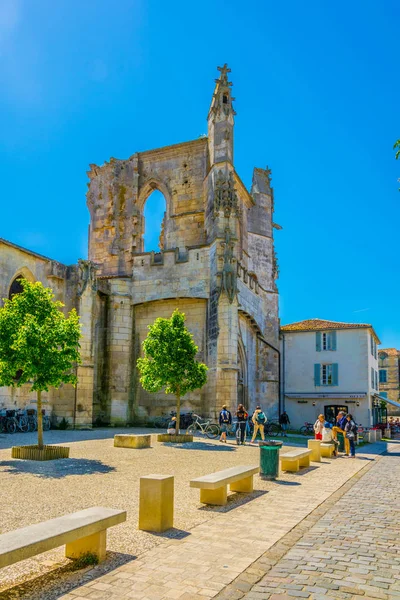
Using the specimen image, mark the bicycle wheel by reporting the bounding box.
[18,417,29,433]
[205,424,219,439]
[299,426,310,436]
[267,423,280,437]
[28,418,36,432]
[226,424,236,438]
[43,417,51,431]
[186,424,199,437]
[6,419,16,434]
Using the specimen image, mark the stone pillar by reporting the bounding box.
[107,280,134,425]
[215,295,238,413]
[75,279,96,428]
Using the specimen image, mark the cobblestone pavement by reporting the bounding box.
[239,442,400,600]
[51,442,389,600]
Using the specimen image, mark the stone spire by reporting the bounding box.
[207,64,235,165]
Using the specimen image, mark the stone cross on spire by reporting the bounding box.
[216,64,232,87]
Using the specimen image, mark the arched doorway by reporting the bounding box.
[9,275,25,299]
[143,190,167,252]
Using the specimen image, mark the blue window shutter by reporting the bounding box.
[380,391,388,399]
[370,336,373,355]
[331,331,337,351]
[332,363,338,385]
[314,364,321,386]
[380,370,387,383]
[316,332,321,352]
[371,367,374,388]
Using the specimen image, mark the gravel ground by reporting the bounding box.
[0,428,296,598]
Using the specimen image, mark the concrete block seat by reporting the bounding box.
[0,507,126,569]
[190,465,259,506]
[114,434,151,449]
[307,439,322,462]
[320,443,335,458]
[280,449,312,473]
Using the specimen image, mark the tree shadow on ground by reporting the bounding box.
[168,441,236,451]
[0,458,116,479]
[198,489,267,513]
[0,552,134,600]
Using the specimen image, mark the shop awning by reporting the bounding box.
[285,393,366,399]
[376,394,400,409]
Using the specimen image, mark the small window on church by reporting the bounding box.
[9,275,25,299]
[223,94,228,104]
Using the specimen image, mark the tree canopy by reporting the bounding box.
[137,309,207,431]
[0,280,81,447]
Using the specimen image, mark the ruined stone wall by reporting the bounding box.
[87,138,208,276]
[0,241,79,420]
[133,298,207,419]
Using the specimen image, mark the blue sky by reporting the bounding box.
[1,0,399,347]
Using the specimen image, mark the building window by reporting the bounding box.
[380,391,388,399]
[379,352,388,367]
[314,363,338,386]
[375,370,378,390]
[379,370,387,383]
[316,331,337,351]
[322,364,333,385]
[371,367,375,389]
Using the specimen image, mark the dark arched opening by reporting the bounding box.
[9,275,24,299]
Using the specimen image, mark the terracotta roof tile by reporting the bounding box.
[280,318,380,343]
[379,348,400,357]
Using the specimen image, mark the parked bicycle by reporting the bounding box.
[186,413,219,438]
[0,410,16,433]
[7,409,29,433]
[299,421,314,436]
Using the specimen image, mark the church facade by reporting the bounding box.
[0,66,280,427]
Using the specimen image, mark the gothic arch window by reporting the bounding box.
[9,275,25,299]
[143,190,167,252]
[379,352,388,367]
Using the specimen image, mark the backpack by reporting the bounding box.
[220,410,230,423]
[256,411,266,424]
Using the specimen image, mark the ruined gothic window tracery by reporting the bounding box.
[143,190,166,252]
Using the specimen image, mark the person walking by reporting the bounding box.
[251,406,266,443]
[236,404,248,445]
[332,411,350,456]
[313,414,325,440]
[345,414,357,458]
[219,404,232,443]
[279,411,290,436]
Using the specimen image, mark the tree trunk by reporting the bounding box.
[175,391,181,433]
[37,390,44,450]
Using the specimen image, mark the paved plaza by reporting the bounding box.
[0,431,398,600]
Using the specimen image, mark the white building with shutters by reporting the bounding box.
[280,319,381,429]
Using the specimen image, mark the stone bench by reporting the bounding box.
[280,449,312,472]
[307,439,321,462]
[320,443,335,458]
[0,507,126,568]
[114,434,151,449]
[190,464,259,506]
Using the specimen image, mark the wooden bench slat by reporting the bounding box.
[0,507,126,569]
[190,465,259,489]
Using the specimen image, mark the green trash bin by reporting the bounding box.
[337,432,345,452]
[259,440,283,480]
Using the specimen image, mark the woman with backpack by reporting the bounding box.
[236,404,248,445]
[219,404,232,443]
[251,406,266,443]
[345,414,357,458]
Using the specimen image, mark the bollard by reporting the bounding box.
[307,439,321,462]
[259,440,283,480]
[138,474,174,532]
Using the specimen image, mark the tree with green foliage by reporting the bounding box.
[395,139,400,190]
[0,280,81,449]
[394,139,400,160]
[137,309,208,432]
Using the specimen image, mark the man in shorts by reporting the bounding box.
[332,411,350,456]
